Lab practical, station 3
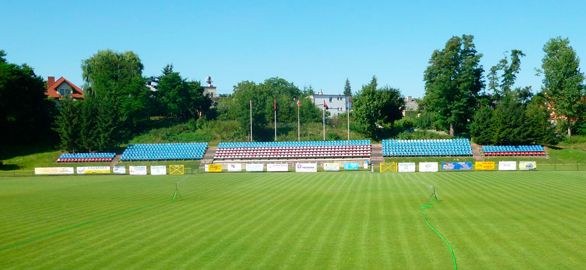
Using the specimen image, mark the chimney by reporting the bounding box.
[47,76,55,87]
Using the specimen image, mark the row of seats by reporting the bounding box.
[218,140,370,148]
[57,152,116,163]
[483,145,546,156]
[120,143,208,161]
[214,140,371,160]
[382,139,472,157]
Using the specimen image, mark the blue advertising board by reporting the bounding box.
[344,162,360,171]
[441,162,473,171]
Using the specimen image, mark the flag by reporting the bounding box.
[323,100,328,110]
[273,97,277,111]
[297,98,301,107]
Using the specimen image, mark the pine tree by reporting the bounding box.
[344,78,352,96]
[55,99,81,152]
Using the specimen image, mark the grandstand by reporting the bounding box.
[213,140,371,160]
[382,138,472,157]
[482,145,546,156]
[120,143,208,161]
[57,152,116,163]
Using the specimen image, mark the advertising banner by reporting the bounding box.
[76,166,111,175]
[34,167,75,175]
[323,163,340,171]
[441,162,473,171]
[343,162,360,171]
[168,165,184,175]
[380,162,397,173]
[267,163,289,172]
[418,162,439,172]
[227,163,243,172]
[475,161,496,171]
[246,163,264,172]
[129,166,147,175]
[498,161,517,171]
[295,163,318,172]
[398,162,416,173]
[207,164,223,173]
[113,165,127,175]
[150,165,167,175]
[519,161,537,171]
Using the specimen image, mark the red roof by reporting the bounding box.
[46,76,84,99]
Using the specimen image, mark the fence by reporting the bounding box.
[0,161,584,177]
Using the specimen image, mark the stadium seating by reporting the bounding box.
[120,143,208,161]
[382,139,472,157]
[482,145,545,156]
[214,140,371,160]
[57,152,116,163]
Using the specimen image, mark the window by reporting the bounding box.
[329,97,333,102]
[58,88,72,96]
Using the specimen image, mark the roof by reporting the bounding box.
[311,94,349,98]
[46,77,84,99]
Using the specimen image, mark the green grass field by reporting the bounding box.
[1,171,585,269]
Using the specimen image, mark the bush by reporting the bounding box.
[396,130,453,140]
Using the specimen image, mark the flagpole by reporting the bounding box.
[274,102,277,141]
[297,101,300,141]
[249,100,253,142]
[322,105,326,140]
[347,109,350,141]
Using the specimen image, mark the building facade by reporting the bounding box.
[310,94,351,117]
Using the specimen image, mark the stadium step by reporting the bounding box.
[471,143,483,160]
[200,146,217,169]
[110,154,122,166]
[370,144,384,167]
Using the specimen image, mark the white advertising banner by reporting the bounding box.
[34,167,74,175]
[113,165,127,175]
[498,161,517,171]
[76,166,111,175]
[418,162,439,172]
[267,163,289,172]
[519,161,537,171]
[295,163,318,173]
[246,163,264,172]
[227,163,242,172]
[150,165,167,175]
[398,162,416,173]
[323,163,340,171]
[129,166,147,175]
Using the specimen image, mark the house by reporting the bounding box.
[402,96,419,117]
[310,92,351,117]
[46,76,84,99]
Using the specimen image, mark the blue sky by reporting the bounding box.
[1,0,585,97]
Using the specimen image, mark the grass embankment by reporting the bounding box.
[0,172,585,269]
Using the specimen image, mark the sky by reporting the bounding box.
[1,0,585,98]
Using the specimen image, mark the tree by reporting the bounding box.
[80,50,148,147]
[423,35,484,136]
[524,95,559,144]
[229,78,320,140]
[344,78,352,96]
[0,50,53,145]
[487,50,525,100]
[541,37,585,137]
[491,92,527,144]
[353,76,404,140]
[54,98,81,152]
[470,105,494,145]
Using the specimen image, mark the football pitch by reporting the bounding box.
[1,171,585,269]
